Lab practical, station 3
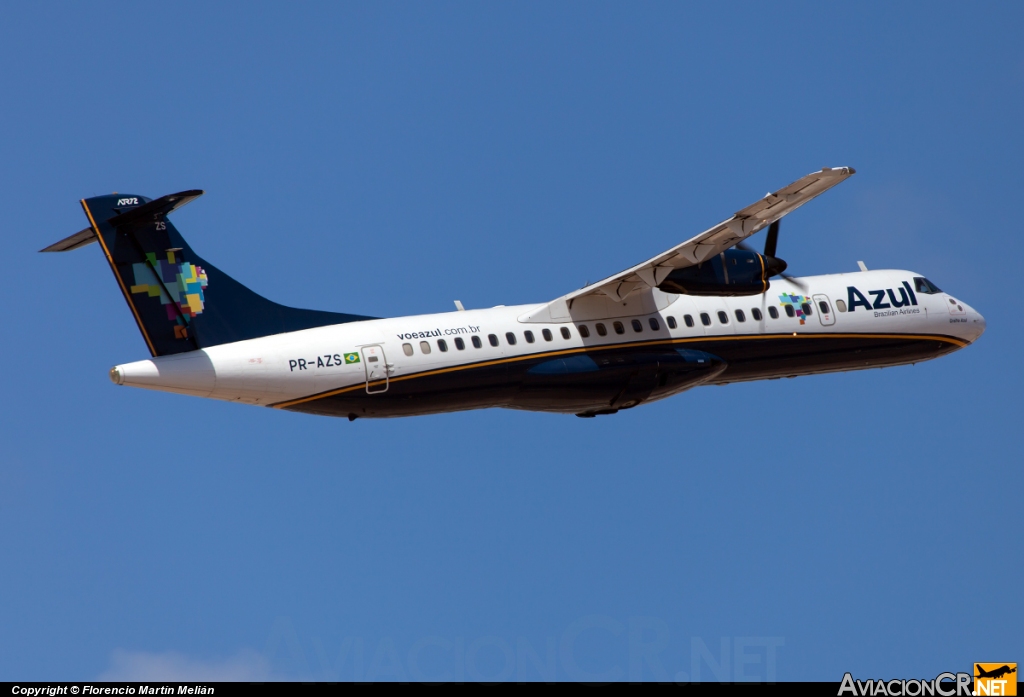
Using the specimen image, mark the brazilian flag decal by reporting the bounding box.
[344,352,360,364]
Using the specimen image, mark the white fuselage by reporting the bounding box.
[110,270,985,418]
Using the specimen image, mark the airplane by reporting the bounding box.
[976,665,1016,680]
[42,167,985,420]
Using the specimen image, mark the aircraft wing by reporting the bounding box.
[563,167,855,303]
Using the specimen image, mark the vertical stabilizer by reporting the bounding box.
[43,191,375,356]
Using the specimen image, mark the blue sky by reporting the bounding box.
[1,1,1020,681]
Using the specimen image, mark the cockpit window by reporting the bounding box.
[914,277,942,294]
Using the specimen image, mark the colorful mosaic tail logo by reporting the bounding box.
[129,251,209,326]
[779,292,811,324]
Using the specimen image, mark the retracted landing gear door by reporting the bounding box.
[361,345,389,394]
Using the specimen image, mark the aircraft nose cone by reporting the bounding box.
[958,301,986,343]
[763,255,788,277]
[970,308,986,341]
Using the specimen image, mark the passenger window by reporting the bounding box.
[784,304,795,318]
[768,306,779,319]
[471,335,482,348]
[735,309,745,322]
[542,328,553,341]
[613,321,625,334]
[402,343,414,356]
[684,314,694,327]
[717,311,728,324]
[751,308,762,321]
[631,319,643,332]
[524,330,535,343]
[454,337,465,350]
[488,334,499,347]
[700,313,711,326]
[438,339,448,352]
[578,325,590,338]
[667,316,677,329]
[420,340,432,354]
[836,299,847,312]
[649,317,659,331]
[505,332,517,345]
[560,327,571,339]
[801,302,813,316]
[595,323,607,336]
[818,300,831,315]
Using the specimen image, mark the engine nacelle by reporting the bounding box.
[658,249,785,297]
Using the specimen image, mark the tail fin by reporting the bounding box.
[42,191,374,356]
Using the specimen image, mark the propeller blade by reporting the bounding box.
[781,272,807,291]
[735,240,756,253]
[764,220,780,258]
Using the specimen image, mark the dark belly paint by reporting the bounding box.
[278,333,961,419]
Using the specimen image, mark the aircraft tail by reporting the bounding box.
[42,191,374,356]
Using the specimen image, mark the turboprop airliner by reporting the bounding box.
[42,167,984,419]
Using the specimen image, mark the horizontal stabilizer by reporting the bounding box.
[108,190,204,229]
[39,227,98,253]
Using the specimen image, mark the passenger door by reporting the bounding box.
[361,345,389,393]
[812,294,836,326]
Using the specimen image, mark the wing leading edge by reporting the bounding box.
[562,167,855,305]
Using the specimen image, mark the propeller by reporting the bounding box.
[737,220,806,290]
